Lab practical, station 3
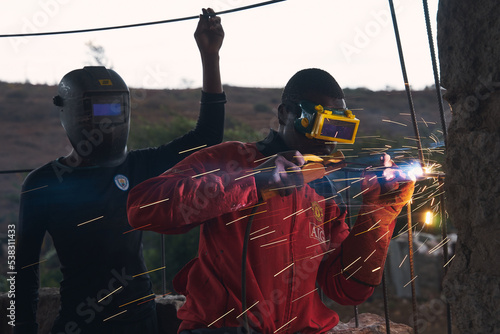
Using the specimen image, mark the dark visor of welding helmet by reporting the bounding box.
[83,92,128,124]
[293,100,360,144]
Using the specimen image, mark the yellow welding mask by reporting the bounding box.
[293,100,360,144]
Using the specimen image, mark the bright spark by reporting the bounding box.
[178,144,207,154]
[274,263,294,277]
[191,168,220,179]
[21,259,47,269]
[103,310,127,322]
[235,171,260,180]
[424,211,433,225]
[98,286,123,303]
[21,185,48,194]
[77,215,104,227]
[132,266,166,278]
[343,256,361,272]
[292,288,318,302]
[403,275,419,288]
[345,266,363,280]
[274,316,297,333]
[399,255,408,268]
[372,267,381,272]
[364,249,376,262]
[443,254,456,268]
[139,198,169,209]
[376,230,390,242]
[250,225,270,235]
[208,308,235,327]
[226,210,267,226]
[254,154,277,163]
[123,224,152,234]
[428,237,450,254]
[260,239,288,248]
[236,301,259,318]
[119,294,155,308]
[250,230,276,241]
[310,248,336,259]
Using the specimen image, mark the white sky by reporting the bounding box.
[1,0,440,91]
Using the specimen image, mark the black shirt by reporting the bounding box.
[15,91,225,333]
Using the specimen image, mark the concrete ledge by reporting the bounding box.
[1,288,412,334]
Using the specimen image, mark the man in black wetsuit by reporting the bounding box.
[14,8,224,334]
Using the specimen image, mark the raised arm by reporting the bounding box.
[196,8,224,94]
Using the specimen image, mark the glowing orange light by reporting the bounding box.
[424,211,433,225]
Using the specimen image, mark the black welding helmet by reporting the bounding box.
[54,66,130,167]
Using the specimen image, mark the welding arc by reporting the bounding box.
[0,0,286,38]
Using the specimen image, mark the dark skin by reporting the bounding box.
[254,93,346,197]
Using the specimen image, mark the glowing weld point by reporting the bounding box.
[237,301,260,318]
[103,310,127,322]
[208,308,235,327]
[424,211,433,225]
[140,198,169,209]
[77,216,104,227]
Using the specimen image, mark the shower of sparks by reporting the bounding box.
[103,310,127,322]
[132,266,166,277]
[207,308,235,327]
[443,254,456,268]
[364,249,376,262]
[260,239,288,248]
[139,198,169,209]
[178,144,207,154]
[399,255,408,268]
[274,263,294,277]
[119,294,155,308]
[428,237,451,254]
[77,215,104,227]
[21,259,47,269]
[310,248,336,260]
[21,185,48,194]
[98,286,123,303]
[226,210,267,226]
[123,224,152,234]
[235,171,260,181]
[191,168,220,179]
[292,288,318,302]
[274,316,298,333]
[403,275,419,288]
[236,301,260,318]
[250,230,276,241]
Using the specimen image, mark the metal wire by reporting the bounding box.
[406,202,419,334]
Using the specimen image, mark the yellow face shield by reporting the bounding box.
[293,101,360,144]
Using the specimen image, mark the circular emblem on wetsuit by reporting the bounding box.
[114,174,129,191]
[311,201,323,222]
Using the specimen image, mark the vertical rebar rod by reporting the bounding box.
[161,234,166,295]
[382,268,391,334]
[439,178,452,334]
[422,0,448,146]
[388,0,425,166]
[407,202,419,334]
[345,170,359,327]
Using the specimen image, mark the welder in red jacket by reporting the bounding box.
[127,68,414,334]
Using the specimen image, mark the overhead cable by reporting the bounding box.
[0,0,286,38]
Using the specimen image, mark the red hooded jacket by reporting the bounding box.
[127,135,374,333]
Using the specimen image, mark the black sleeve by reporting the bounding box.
[14,172,49,334]
[128,91,226,179]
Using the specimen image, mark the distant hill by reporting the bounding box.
[0,82,451,287]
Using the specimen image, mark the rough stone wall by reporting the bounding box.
[437,1,500,332]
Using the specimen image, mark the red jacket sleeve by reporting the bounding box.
[127,142,260,234]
